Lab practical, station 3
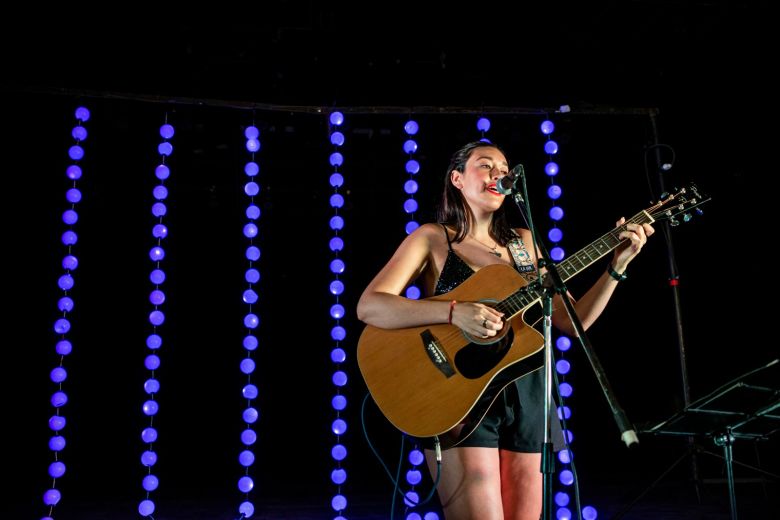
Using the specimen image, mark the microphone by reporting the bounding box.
[496,164,524,195]
[496,175,516,195]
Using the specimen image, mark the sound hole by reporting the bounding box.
[454,328,514,379]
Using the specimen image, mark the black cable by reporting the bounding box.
[360,393,442,514]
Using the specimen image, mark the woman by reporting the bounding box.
[357,141,654,519]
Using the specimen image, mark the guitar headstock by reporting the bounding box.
[647,183,710,226]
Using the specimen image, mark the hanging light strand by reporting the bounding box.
[234,122,263,519]
[399,118,438,520]
[138,115,175,518]
[40,105,91,519]
[327,111,349,520]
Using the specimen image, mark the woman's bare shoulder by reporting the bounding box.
[511,227,533,241]
[411,222,448,240]
[402,223,450,255]
[416,222,445,233]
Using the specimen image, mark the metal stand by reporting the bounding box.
[713,429,738,519]
[540,289,555,520]
[504,170,559,520]
[614,358,780,519]
[506,165,638,519]
[647,112,700,498]
[648,113,693,412]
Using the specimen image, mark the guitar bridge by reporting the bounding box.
[420,329,455,378]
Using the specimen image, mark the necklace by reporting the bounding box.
[470,235,502,257]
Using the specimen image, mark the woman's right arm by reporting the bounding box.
[357,225,452,329]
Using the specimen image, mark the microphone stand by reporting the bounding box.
[508,167,638,520]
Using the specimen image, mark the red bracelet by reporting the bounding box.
[448,300,457,324]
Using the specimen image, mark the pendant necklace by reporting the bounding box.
[471,235,502,257]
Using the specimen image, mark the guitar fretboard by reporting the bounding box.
[497,210,653,317]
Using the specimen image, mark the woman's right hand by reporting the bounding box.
[451,301,504,337]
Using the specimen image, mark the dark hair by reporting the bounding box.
[436,141,515,245]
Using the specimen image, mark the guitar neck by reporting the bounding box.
[554,209,654,283]
[497,209,654,317]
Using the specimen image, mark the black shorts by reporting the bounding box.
[455,368,566,453]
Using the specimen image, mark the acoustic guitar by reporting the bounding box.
[357,183,709,448]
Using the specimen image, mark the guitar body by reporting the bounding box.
[357,264,545,446]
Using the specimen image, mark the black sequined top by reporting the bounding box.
[434,250,478,296]
[433,224,526,296]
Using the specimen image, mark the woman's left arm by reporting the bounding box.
[552,218,655,335]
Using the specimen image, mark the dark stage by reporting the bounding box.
[2,3,778,519]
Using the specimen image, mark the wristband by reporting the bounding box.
[607,263,627,282]
[448,300,457,324]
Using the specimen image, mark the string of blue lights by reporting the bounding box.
[40,105,91,519]
[234,122,263,519]
[138,116,175,518]
[327,110,350,520]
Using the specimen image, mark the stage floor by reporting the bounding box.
[17,479,777,520]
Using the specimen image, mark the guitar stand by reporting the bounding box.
[612,358,780,520]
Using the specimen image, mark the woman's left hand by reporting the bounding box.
[612,217,655,270]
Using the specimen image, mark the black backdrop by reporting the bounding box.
[2,3,778,516]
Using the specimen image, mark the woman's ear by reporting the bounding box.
[450,169,463,189]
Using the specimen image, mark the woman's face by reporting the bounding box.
[452,146,509,213]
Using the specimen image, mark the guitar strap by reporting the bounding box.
[441,223,454,251]
[507,232,537,281]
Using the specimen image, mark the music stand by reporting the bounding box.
[617,358,780,519]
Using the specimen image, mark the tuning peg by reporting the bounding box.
[683,213,692,222]
[695,208,704,216]
[669,217,680,227]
